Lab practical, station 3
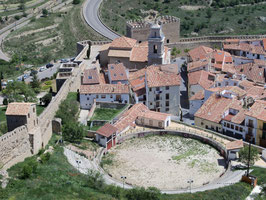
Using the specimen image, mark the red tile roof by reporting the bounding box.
[188,70,215,89]
[80,84,129,94]
[224,43,265,55]
[108,63,128,81]
[138,110,170,121]
[235,63,265,84]
[263,39,266,51]
[6,103,34,116]
[239,80,255,90]
[110,36,137,49]
[188,46,213,61]
[114,103,149,132]
[246,101,266,121]
[189,90,205,101]
[188,60,208,72]
[129,68,147,81]
[146,65,180,88]
[130,43,148,62]
[226,140,243,150]
[82,69,100,85]
[96,123,118,137]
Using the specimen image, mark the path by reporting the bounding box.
[83,0,119,40]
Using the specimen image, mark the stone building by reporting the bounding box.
[126,15,180,44]
[6,103,38,132]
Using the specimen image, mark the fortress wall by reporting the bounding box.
[0,126,32,170]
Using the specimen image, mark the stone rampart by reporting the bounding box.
[0,126,32,170]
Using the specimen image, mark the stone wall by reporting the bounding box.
[0,126,32,170]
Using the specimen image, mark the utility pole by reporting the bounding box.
[187,179,193,193]
[121,176,126,189]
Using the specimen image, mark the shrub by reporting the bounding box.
[14,15,20,20]
[40,152,51,163]
[21,164,33,179]
[42,9,48,17]
[41,93,52,106]
[3,98,8,105]
[87,170,104,190]
[73,0,81,4]
[38,148,45,156]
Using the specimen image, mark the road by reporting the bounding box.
[83,0,119,40]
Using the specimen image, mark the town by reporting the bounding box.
[0,0,266,199]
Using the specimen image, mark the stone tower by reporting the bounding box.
[148,23,165,65]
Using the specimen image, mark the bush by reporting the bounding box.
[3,98,8,105]
[37,148,45,156]
[73,0,81,4]
[41,93,52,106]
[40,152,51,163]
[62,122,86,143]
[14,15,20,20]
[42,9,48,17]
[87,170,104,190]
[20,164,32,179]
[126,187,160,200]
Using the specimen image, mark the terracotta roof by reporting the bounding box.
[188,46,213,62]
[108,50,131,58]
[188,70,215,89]
[263,39,266,51]
[246,101,266,121]
[130,45,148,62]
[188,60,208,72]
[80,84,129,94]
[190,90,204,101]
[235,63,265,84]
[246,86,265,99]
[226,140,243,150]
[82,69,99,85]
[96,123,118,137]
[6,103,34,116]
[129,68,147,81]
[224,86,247,98]
[195,94,239,123]
[224,43,266,55]
[114,103,149,132]
[108,63,128,81]
[160,64,179,74]
[146,65,180,88]
[254,59,266,66]
[239,80,255,90]
[138,110,170,121]
[110,36,137,49]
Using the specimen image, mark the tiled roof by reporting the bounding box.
[195,94,238,123]
[188,70,215,89]
[246,101,266,121]
[130,44,148,62]
[160,64,179,74]
[222,64,235,74]
[114,103,149,132]
[129,68,147,81]
[226,140,243,150]
[110,36,137,49]
[238,80,255,90]
[96,123,118,137]
[138,110,170,121]
[189,90,204,101]
[224,43,266,55]
[146,65,180,88]
[246,86,265,99]
[6,103,34,116]
[80,84,129,94]
[263,39,266,51]
[235,63,265,84]
[188,60,208,71]
[188,46,213,61]
[108,50,131,58]
[82,69,99,85]
[108,63,128,81]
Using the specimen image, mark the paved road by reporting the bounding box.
[83,0,119,40]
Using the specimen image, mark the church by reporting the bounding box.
[99,23,170,70]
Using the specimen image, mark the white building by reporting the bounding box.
[95,123,118,150]
[145,65,180,115]
[80,84,130,110]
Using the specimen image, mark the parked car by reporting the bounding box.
[46,63,54,68]
[60,59,69,63]
[39,67,46,72]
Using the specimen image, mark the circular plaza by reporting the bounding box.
[101,134,226,190]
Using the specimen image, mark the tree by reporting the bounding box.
[3,98,8,105]
[21,164,33,179]
[87,41,91,59]
[206,8,212,18]
[31,74,40,92]
[41,93,52,106]
[73,0,81,4]
[42,9,48,17]
[62,122,85,143]
[239,145,259,166]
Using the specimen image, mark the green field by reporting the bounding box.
[3,0,104,66]
[90,107,126,121]
[1,133,265,199]
[100,0,266,37]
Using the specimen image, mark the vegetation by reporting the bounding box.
[0,106,7,135]
[36,105,46,116]
[3,0,104,66]
[1,141,263,199]
[239,145,260,166]
[101,0,266,37]
[90,107,126,121]
[62,122,86,143]
[40,93,52,106]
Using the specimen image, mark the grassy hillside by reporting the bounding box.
[3,0,104,66]
[100,0,266,37]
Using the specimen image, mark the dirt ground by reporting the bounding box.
[104,135,226,190]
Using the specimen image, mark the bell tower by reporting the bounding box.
[148,22,165,65]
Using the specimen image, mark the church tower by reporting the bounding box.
[148,22,165,65]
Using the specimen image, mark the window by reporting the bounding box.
[166,39,169,43]
[166,93,169,99]
[231,124,234,129]
[110,95,113,98]
[235,126,239,131]
[153,45,158,53]
[33,107,35,113]
[166,86,169,90]
[150,102,152,106]
[234,82,237,86]
[101,95,106,99]
[149,88,152,92]
[87,97,89,100]
[156,87,160,91]
[96,95,99,98]
[28,113,30,118]
[165,101,169,107]
[218,83,221,86]
[240,127,243,132]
